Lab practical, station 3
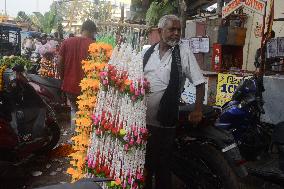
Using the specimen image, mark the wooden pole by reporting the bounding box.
[260,1,267,74]
[4,0,7,16]
[179,0,187,38]
[120,3,125,22]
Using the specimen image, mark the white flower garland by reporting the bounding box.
[86,43,148,189]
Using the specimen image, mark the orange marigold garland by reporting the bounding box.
[0,65,7,91]
[67,42,113,181]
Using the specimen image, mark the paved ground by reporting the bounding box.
[0,110,73,189]
[1,109,283,189]
[22,110,73,189]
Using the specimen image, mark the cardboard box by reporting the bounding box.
[218,26,247,46]
[227,27,247,46]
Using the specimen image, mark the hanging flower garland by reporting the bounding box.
[67,42,113,181]
[85,44,150,189]
[38,56,59,78]
[0,64,7,91]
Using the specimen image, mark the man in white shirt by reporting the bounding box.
[143,15,206,189]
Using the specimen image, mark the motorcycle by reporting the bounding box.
[172,104,248,189]
[26,51,67,110]
[0,64,61,179]
[215,74,284,186]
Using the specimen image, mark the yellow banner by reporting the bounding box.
[215,73,242,106]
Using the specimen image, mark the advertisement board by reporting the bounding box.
[222,0,265,18]
[222,0,243,18]
[215,73,242,106]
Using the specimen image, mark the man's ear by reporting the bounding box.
[158,28,162,34]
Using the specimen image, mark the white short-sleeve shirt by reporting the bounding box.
[144,42,206,126]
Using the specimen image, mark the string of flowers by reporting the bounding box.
[85,44,149,189]
[0,64,7,91]
[67,42,113,181]
[39,56,59,78]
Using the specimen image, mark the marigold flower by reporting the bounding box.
[124,79,132,86]
[69,42,112,181]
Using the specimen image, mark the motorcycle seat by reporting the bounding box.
[179,104,217,120]
[27,74,61,89]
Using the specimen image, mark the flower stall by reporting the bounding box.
[0,56,32,91]
[67,43,150,189]
[38,50,60,79]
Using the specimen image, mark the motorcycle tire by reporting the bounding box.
[172,143,240,189]
[36,122,60,154]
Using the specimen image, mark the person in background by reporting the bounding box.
[47,34,59,52]
[69,33,75,38]
[22,35,35,58]
[35,33,53,57]
[58,20,97,132]
[22,35,35,51]
[34,36,42,51]
[53,31,62,43]
[254,30,276,70]
[143,15,206,189]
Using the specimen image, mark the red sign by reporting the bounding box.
[222,0,266,18]
[222,0,243,18]
[243,0,265,15]
[212,43,222,72]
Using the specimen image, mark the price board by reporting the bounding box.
[215,73,242,106]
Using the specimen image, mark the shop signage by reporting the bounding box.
[181,78,208,104]
[222,0,266,18]
[222,0,243,18]
[215,73,242,106]
[243,0,265,15]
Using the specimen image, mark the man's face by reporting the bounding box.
[159,19,181,47]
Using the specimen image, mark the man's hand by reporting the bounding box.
[188,110,203,124]
[189,83,205,125]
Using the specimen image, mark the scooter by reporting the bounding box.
[26,52,67,110]
[0,65,60,179]
[215,74,284,186]
[27,73,67,111]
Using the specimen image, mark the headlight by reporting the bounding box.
[237,103,243,109]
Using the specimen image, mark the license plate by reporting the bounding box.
[222,143,237,152]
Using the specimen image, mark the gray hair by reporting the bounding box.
[157,15,180,29]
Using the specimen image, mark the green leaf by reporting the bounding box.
[145,1,177,27]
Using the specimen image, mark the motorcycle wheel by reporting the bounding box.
[172,143,239,189]
[36,122,60,154]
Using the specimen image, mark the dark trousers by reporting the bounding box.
[65,93,78,132]
[144,125,176,189]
